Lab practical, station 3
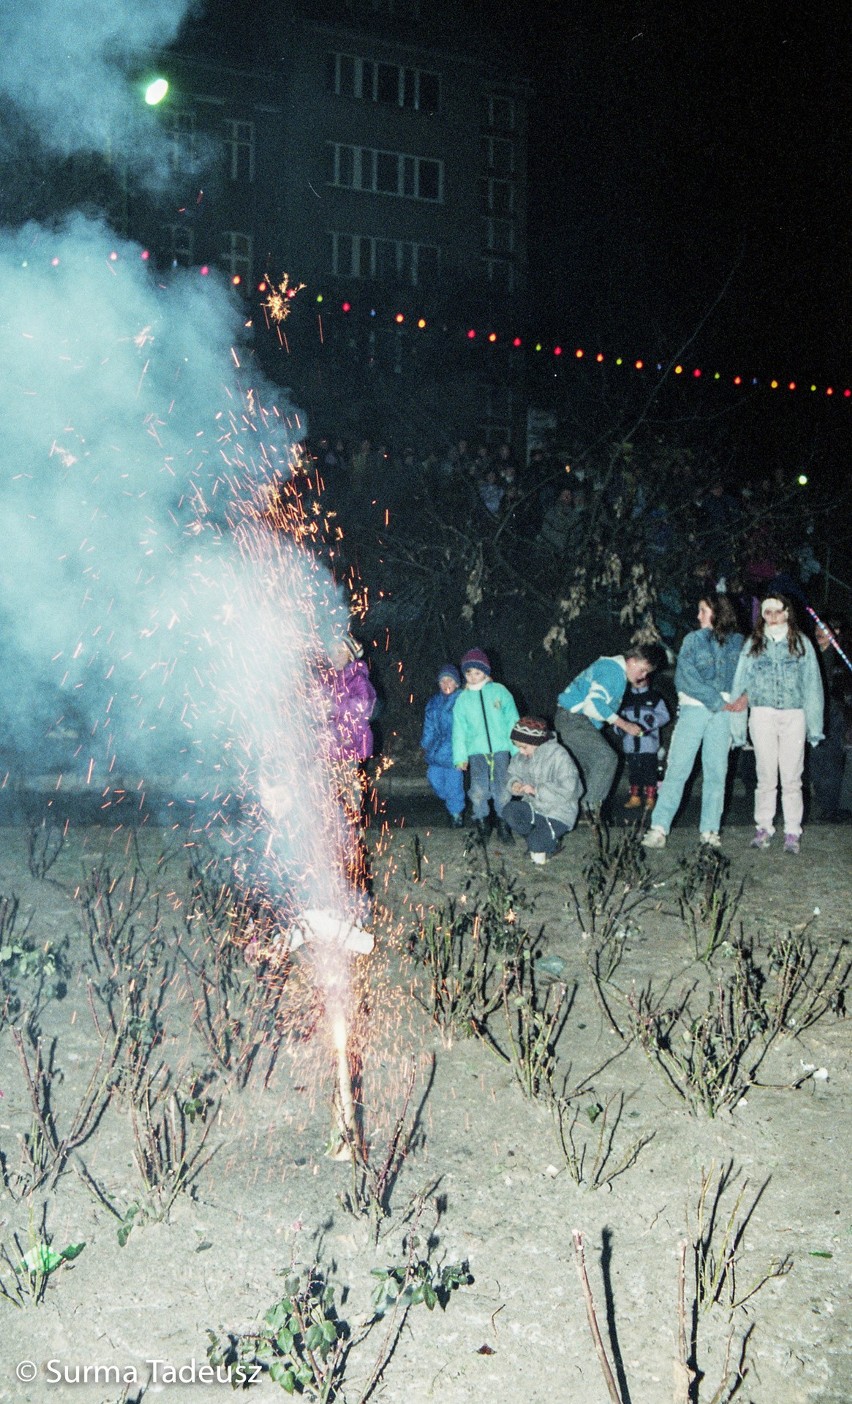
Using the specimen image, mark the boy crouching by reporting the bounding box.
[501,717,581,864]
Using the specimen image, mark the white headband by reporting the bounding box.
[761,598,786,618]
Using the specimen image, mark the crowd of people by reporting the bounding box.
[415,598,851,863]
[303,434,825,627]
[296,432,850,861]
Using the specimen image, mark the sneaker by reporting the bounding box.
[449,813,465,828]
[750,828,772,850]
[529,851,547,865]
[699,831,721,848]
[783,833,801,854]
[644,793,656,810]
[641,826,667,849]
[624,793,642,810]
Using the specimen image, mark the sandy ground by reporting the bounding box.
[0,801,850,1404]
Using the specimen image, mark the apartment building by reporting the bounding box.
[141,0,531,444]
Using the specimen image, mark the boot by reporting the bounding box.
[644,786,657,811]
[624,786,642,810]
[495,818,515,845]
[471,818,489,841]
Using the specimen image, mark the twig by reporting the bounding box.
[571,1229,624,1404]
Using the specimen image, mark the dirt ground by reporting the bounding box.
[0,794,850,1404]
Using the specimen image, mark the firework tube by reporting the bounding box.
[288,908,374,955]
[805,605,852,676]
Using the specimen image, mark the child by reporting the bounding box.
[642,592,744,849]
[324,633,377,819]
[618,677,670,810]
[554,646,656,814]
[452,647,519,840]
[501,717,581,863]
[421,664,466,827]
[729,594,824,854]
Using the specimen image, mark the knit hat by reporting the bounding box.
[340,633,364,660]
[510,716,551,747]
[437,663,462,686]
[460,647,492,676]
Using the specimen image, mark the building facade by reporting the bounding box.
[139,0,531,447]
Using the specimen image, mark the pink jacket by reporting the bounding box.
[327,660,376,762]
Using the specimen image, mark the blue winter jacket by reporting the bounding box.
[675,628,744,711]
[421,690,459,768]
[730,635,825,745]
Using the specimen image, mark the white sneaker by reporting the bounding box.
[641,827,667,849]
[530,851,547,865]
[699,831,721,848]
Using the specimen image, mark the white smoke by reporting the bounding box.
[0,0,196,180]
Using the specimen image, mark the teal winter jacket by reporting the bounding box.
[452,682,519,766]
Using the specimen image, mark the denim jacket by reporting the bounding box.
[729,635,825,745]
[675,628,744,712]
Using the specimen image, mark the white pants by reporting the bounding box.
[748,706,806,837]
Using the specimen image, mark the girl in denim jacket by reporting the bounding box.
[643,593,744,849]
[729,594,824,854]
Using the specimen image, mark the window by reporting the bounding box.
[414,243,439,284]
[330,232,440,285]
[479,177,515,217]
[221,231,253,285]
[166,108,196,172]
[224,120,255,182]
[482,256,515,292]
[327,143,443,202]
[482,217,515,254]
[328,52,439,112]
[417,159,440,200]
[483,95,516,130]
[376,151,398,192]
[481,136,514,175]
[160,222,194,267]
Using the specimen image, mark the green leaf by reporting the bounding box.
[809,1250,833,1259]
[322,1320,337,1343]
[423,1283,438,1310]
[305,1324,323,1351]
[269,1362,295,1392]
[276,1327,294,1354]
[59,1242,85,1262]
[21,1244,62,1275]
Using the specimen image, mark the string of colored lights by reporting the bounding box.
[288,293,852,401]
[34,249,851,402]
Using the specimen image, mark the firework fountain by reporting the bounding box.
[0,0,375,1159]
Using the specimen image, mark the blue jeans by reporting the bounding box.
[468,751,511,821]
[501,797,569,855]
[650,705,732,834]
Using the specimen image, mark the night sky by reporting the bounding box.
[195,0,850,390]
[515,1,850,384]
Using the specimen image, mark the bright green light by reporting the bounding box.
[144,78,169,106]
[797,474,808,486]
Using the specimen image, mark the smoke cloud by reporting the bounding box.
[0,0,197,181]
[0,0,356,942]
